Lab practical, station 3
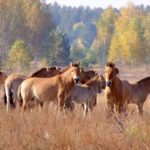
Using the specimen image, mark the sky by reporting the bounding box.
[46,0,150,9]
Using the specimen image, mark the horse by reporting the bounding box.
[19,63,81,112]
[123,76,150,114]
[65,74,105,117]
[104,62,150,115]
[0,71,7,84]
[4,66,61,111]
[79,67,97,84]
[104,62,132,114]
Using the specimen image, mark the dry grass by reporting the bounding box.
[0,65,150,150]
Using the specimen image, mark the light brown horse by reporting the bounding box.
[19,63,81,111]
[104,62,150,115]
[4,67,61,111]
[65,74,105,116]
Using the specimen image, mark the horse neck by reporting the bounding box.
[111,76,122,91]
[138,81,150,94]
[86,76,103,92]
[88,81,100,93]
[60,69,74,87]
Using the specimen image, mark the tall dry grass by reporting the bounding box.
[0,65,150,150]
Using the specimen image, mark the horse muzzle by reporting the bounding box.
[74,77,80,83]
[98,89,102,93]
[105,81,112,87]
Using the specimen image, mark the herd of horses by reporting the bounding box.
[0,62,150,117]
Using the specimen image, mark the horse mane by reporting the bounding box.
[105,62,115,68]
[137,76,150,84]
[30,68,47,77]
[85,75,99,86]
[30,67,58,77]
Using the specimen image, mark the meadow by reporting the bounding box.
[0,65,150,150]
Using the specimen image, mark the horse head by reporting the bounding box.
[105,62,119,87]
[69,62,80,83]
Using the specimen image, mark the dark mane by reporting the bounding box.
[85,75,99,86]
[137,76,150,84]
[105,62,115,68]
[30,68,47,77]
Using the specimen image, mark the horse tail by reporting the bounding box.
[17,85,23,107]
[3,88,7,105]
[5,84,15,110]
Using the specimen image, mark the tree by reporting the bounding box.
[6,40,33,72]
[108,3,145,64]
[92,6,117,64]
[46,28,70,65]
[143,13,150,63]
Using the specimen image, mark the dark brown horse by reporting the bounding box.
[79,67,97,84]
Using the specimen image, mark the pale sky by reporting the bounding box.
[46,0,150,8]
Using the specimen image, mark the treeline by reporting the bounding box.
[1,1,150,71]
[93,3,150,65]
[0,0,70,71]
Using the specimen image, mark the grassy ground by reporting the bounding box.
[0,65,150,150]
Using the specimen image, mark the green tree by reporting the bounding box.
[6,40,33,72]
[46,28,70,65]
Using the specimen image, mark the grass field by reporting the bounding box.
[0,65,150,150]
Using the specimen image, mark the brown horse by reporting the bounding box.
[65,74,105,116]
[104,62,131,114]
[4,66,61,111]
[19,63,81,111]
[79,67,97,84]
[0,71,7,84]
[124,77,150,114]
[104,62,150,115]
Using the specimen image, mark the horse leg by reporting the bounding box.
[58,91,65,113]
[138,103,143,115]
[38,101,44,112]
[21,90,31,111]
[118,104,123,114]
[5,85,11,112]
[83,103,88,117]
[107,100,114,115]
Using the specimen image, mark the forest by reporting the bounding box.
[0,0,150,71]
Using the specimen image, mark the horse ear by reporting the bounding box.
[76,61,80,65]
[70,62,73,66]
[46,67,49,71]
[80,66,84,72]
[115,68,119,75]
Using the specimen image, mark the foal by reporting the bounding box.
[65,75,105,117]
